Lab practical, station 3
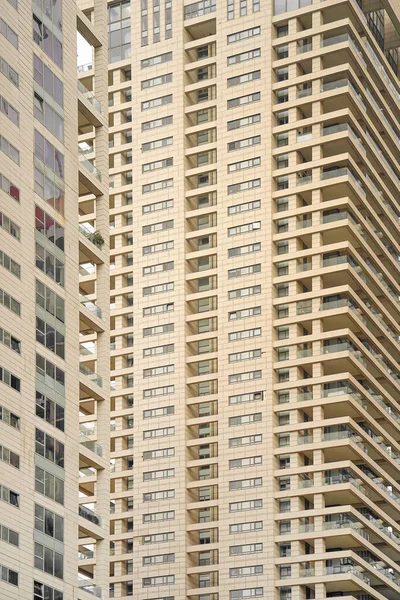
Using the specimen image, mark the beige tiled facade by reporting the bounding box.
[0,0,110,598]
[107,0,399,599]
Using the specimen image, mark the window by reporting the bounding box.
[230,413,262,426]
[0,19,18,48]
[142,157,173,173]
[230,456,262,469]
[230,589,263,599]
[229,264,261,279]
[230,543,263,555]
[143,490,175,502]
[229,307,262,321]
[143,575,175,587]
[143,323,174,337]
[229,327,262,342]
[143,179,173,194]
[143,510,175,523]
[34,92,64,142]
[32,15,63,68]
[228,26,261,44]
[143,199,174,214]
[34,581,63,600]
[228,157,261,173]
[229,389,263,405]
[142,137,173,153]
[0,366,20,392]
[0,563,18,586]
[142,115,173,131]
[0,444,19,469]
[274,0,311,15]
[228,70,260,87]
[228,92,260,109]
[0,404,20,429]
[35,428,64,468]
[0,287,20,316]
[143,447,174,460]
[143,405,174,418]
[184,0,216,19]
[0,172,20,202]
[141,51,172,69]
[0,250,20,278]
[36,243,64,286]
[143,468,175,481]
[229,349,261,363]
[228,179,261,195]
[35,466,64,504]
[143,532,175,544]
[228,114,260,131]
[143,426,174,439]
[228,48,261,65]
[34,542,63,579]
[35,280,64,322]
[143,302,174,316]
[230,434,262,448]
[36,391,65,432]
[228,285,261,299]
[230,499,262,512]
[34,131,64,180]
[34,504,63,541]
[33,55,63,106]
[0,135,19,164]
[142,94,173,111]
[0,56,19,87]
[0,524,18,547]
[143,282,174,296]
[0,95,19,126]
[143,219,174,234]
[143,261,174,276]
[0,485,19,508]
[142,73,172,89]
[108,0,131,62]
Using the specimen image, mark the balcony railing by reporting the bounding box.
[78,150,102,182]
[79,505,101,527]
[80,364,103,388]
[78,80,102,113]
[78,581,102,598]
[79,224,104,249]
[79,433,103,457]
[80,294,103,319]
[324,565,370,584]
[77,62,93,73]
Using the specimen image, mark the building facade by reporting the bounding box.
[0,0,110,598]
[107,0,399,599]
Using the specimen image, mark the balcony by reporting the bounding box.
[78,150,102,182]
[78,80,102,114]
[80,433,103,457]
[78,581,102,598]
[79,505,101,527]
[80,294,102,320]
[80,364,103,388]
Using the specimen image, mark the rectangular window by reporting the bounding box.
[228,243,261,258]
[229,478,262,490]
[142,94,173,111]
[35,465,64,504]
[35,242,64,287]
[0,485,19,508]
[230,499,263,512]
[142,73,172,89]
[0,19,18,48]
[0,250,20,278]
[143,385,174,398]
[0,212,20,240]
[34,92,64,142]
[229,456,262,469]
[34,55,63,107]
[0,327,21,353]
[143,364,174,378]
[143,302,174,316]
[228,285,261,299]
[35,390,65,432]
[228,114,260,131]
[229,434,263,447]
[141,51,172,68]
[228,157,261,173]
[143,282,174,296]
[143,426,175,438]
[228,136,261,152]
[0,366,20,392]
[0,444,19,469]
[143,468,175,481]
[142,551,175,563]
[142,531,175,544]
[142,115,173,131]
[143,405,174,418]
[228,26,261,44]
[34,581,63,600]
[143,260,174,276]
[228,70,260,87]
[142,137,173,152]
[229,370,262,383]
[143,323,174,336]
[35,428,64,468]
[143,219,174,234]
[229,413,262,426]
[143,575,175,587]
[228,179,261,195]
[34,504,64,541]
[0,172,20,202]
[143,241,174,255]
[0,135,19,164]
[230,543,263,556]
[34,542,63,579]
[0,563,18,586]
[0,95,19,126]
[229,327,262,341]
[32,15,63,69]
[0,287,21,316]
[142,157,173,173]
[229,391,264,404]
[34,130,64,180]
[143,179,173,193]
[228,48,261,65]
[143,199,174,213]
[184,0,216,19]
[229,349,262,362]
[143,447,174,460]
[228,264,261,279]
[0,56,19,87]
[143,510,175,522]
[108,0,131,63]
[228,92,260,109]
[0,404,20,429]
[228,200,261,216]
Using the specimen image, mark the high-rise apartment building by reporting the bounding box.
[0,0,110,598]
[108,0,399,598]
